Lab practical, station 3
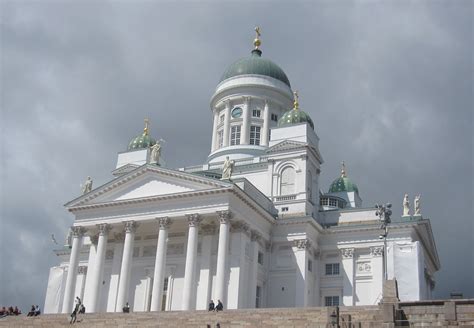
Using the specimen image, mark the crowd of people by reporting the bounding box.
[0,306,22,317]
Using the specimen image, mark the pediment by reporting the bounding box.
[112,163,140,177]
[266,140,307,153]
[66,165,232,208]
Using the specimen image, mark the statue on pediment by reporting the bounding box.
[221,156,234,180]
[150,141,162,165]
[82,176,93,194]
[402,193,410,216]
[414,194,421,215]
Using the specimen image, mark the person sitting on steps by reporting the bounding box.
[215,300,223,312]
[208,300,215,311]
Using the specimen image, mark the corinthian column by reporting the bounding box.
[214,210,232,305]
[115,221,138,312]
[89,223,111,312]
[241,97,251,145]
[182,214,202,310]
[150,217,172,311]
[62,226,86,313]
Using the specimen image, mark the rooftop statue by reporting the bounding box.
[149,141,162,165]
[221,156,234,180]
[402,193,410,216]
[81,176,93,194]
[414,194,421,216]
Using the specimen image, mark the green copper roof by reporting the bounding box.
[220,49,291,87]
[328,176,359,193]
[277,109,314,130]
[128,133,156,151]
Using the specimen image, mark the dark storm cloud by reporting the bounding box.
[1,1,472,310]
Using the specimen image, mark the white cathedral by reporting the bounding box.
[44,30,440,314]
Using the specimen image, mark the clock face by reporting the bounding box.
[231,107,243,118]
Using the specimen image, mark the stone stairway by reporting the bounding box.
[0,306,382,328]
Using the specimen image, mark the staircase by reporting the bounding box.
[0,306,381,328]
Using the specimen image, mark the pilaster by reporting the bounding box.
[341,248,355,306]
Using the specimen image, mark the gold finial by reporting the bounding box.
[253,26,261,49]
[143,118,150,135]
[293,90,299,110]
[341,161,347,178]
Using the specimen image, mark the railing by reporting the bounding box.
[274,194,297,202]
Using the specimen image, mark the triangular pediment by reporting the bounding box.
[266,140,307,153]
[66,165,232,208]
[112,163,140,177]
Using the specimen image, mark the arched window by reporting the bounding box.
[280,167,296,195]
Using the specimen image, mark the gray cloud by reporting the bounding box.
[1,0,472,311]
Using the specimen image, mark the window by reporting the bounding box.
[320,197,329,206]
[252,109,261,117]
[250,126,261,145]
[281,207,289,212]
[325,263,340,275]
[271,113,278,122]
[308,259,313,272]
[325,296,340,306]
[255,286,262,308]
[217,130,224,148]
[329,199,337,207]
[280,167,296,195]
[230,125,241,145]
[307,171,313,200]
[219,115,225,124]
[257,251,264,265]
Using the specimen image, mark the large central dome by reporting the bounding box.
[219,49,291,87]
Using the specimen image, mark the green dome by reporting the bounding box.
[128,132,156,150]
[328,176,359,193]
[278,109,314,130]
[219,49,291,87]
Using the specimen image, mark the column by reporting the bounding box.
[370,246,384,303]
[227,221,250,309]
[115,221,138,312]
[214,210,231,305]
[182,214,202,310]
[262,100,270,146]
[106,233,124,312]
[82,234,98,311]
[223,100,231,147]
[293,239,311,307]
[196,224,216,310]
[211,110,219,151]
[248,230,261,308]
[62,226,86,313]
[341,248,355,306]
[241,96,251,144]
[150,217,172,311]
[89,223,111,312]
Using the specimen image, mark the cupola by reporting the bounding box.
[277,91,315,130]
[128,119,157,150]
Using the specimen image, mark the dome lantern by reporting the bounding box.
[277,91,315,130]
[128,118,157,151]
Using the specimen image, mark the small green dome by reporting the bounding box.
[328,162,359,193]
[128,132,156,150]
[278,109,314,130]
[329,176,359,193]
[220,49,291,87]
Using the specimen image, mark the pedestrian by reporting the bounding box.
[70,297,81,324]
[208,300,215,311]
[215,300,223,312]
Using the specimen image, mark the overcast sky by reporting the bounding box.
[1,1,472,311]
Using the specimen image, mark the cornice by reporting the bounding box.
[66,164,233,208]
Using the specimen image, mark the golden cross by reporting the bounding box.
[293,90,299,109]
[255,26,261,38]
[341,161,346,177]
[144,118,150,135]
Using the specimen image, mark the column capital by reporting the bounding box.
[157,216,172,229]
[293,238,311,250]
[124,221,139,233]
[186,214,202,227]
[97,223,111,236]
[200,223,216,236]
[216,210,232,224]
[224,99,231,108]
[71,226,86,237]
[340,248,354,258]
[370,246,384,257]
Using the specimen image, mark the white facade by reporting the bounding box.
[44,38,440,314]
